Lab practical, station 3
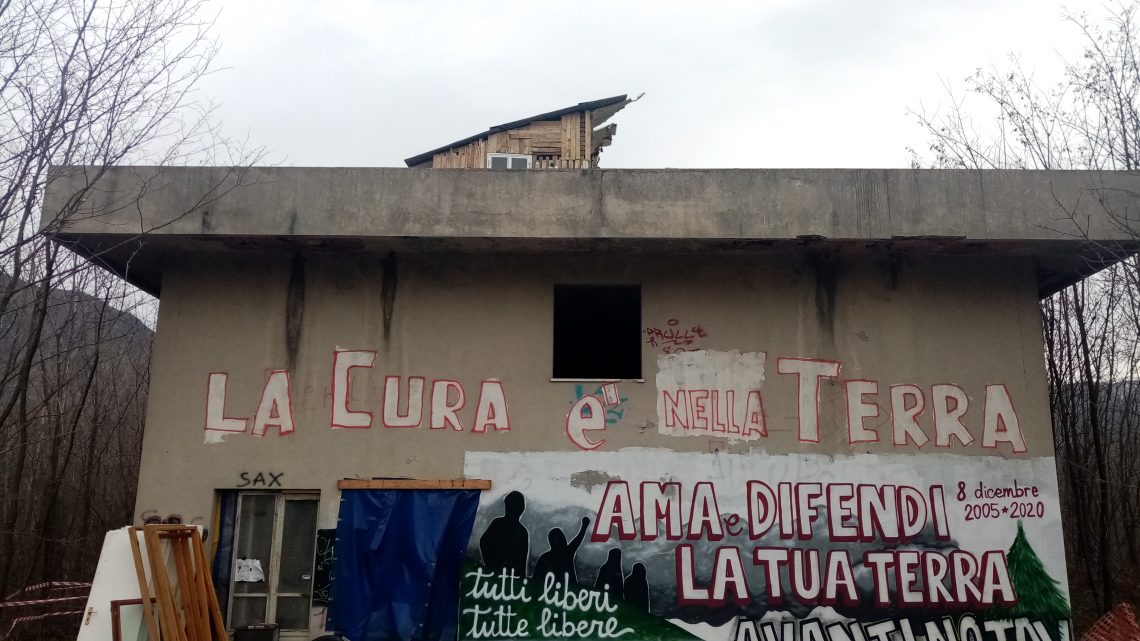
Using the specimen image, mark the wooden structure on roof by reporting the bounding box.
[403,94,634,169]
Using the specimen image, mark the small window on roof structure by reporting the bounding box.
[488,153,532,170]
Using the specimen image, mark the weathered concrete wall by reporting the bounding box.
[43,166,1140,242]
[44,166,1082,637]
[134,250,1048,529]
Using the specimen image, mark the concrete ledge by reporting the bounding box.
[40,166,1140,296]
[42,166,1140,241]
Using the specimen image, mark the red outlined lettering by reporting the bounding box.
[924,552,953,605]
[979,550,1015,606]
[776,357,841,443]
[795,482,823,540]
[429,380,465,430]
[473,380,510,432]
[950,550,982,605]
[826,483,857,542]
[822,550,859,607]
[752,548,790,605]
[662,389,689,429]
[747,481,778,539]
[640,482,683,541]
[930,485,950,541]
[789,548,822,603]
[205,372,248,434]
[687,482,725,541]
[982,384,1026,453]
[845,379,880,444]
[863,551,894,607]
[382,375,424,428]
[777,482,796,540]
[857,484,900,543]
[331,349,376,429]
[743,390,767,437]
[690,390,711,430]
[675,544,711,605]
[933,384,974,447]
[710,547,751,606]
[592,481,636,542]
[891,384,929,448]
[895,550,923,606]
[566,395,606,450]
[251,370,294,437]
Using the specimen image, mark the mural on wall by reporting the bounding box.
[566,383,629,451]
[650,351,1028,453]
[198,347,1028,459]
[460,450,1069,641]
[656,351,768,441]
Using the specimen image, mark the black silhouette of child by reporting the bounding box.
[624,562,650,612]
[594,547,624,599]
[479,491,529,576]
[532,516,590,587]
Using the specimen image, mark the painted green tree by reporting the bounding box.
[987,521,1070,639]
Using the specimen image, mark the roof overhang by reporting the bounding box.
[42,167,1140,298]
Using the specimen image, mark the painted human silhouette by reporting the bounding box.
[624,562,650,612]
[532,516,590,586]
[594,547,624,599]
[479,491,529,576]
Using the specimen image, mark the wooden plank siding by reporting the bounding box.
[430,111,600,169]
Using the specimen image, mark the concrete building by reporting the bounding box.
[44,166,1139,641]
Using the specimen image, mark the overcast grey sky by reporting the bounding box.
[200,0,1107,169]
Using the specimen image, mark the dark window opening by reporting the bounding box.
[553,285,641,379]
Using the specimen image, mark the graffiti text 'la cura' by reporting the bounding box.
[203,349,510,437]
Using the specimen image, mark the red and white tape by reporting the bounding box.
[0,595,88,608]
[3,581,90,600]
[0,609,84,641]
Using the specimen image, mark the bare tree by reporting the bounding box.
[912,2,1140,632]
[0,1,258,637]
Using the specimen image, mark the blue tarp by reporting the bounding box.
[210,490,238,620]
[329,489,480,641]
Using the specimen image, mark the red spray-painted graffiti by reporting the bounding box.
[644,318,707,354]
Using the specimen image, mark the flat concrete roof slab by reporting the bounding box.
[42,166,1140,296]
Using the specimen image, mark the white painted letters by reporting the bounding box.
[251,370,294,436]
[566,395,606,450]
[383,375,424,428]
[473,381,510,432]
[982,384,1026,453]
[430,380,466,430]
[332,349,375,429]
[206,372,247,433]
[776,357,841,443]
[933,384,974,447]
[845,379,879,443]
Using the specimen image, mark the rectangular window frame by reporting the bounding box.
[486,153,533,170]
[551,284,644,382]
[227,491,319,633]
